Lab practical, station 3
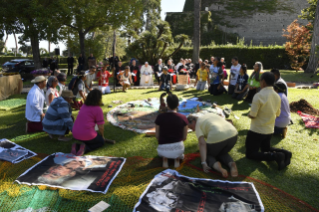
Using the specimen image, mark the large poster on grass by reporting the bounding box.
[15,153,126,194]
[0,139,37,164]
[133,169,264,212]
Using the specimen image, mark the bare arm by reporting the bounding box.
[155,125,160,141]
[98,124,105,139]
[182,125,188,141]
[239,84,249,94]
[48,93,54,105]
[79,91,86,101]
[198,136,211,173]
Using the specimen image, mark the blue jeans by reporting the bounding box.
[160,84,171,91]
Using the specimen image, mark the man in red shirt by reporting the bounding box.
[96,64,113,94]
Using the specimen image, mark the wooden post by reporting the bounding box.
[112,30,117,92]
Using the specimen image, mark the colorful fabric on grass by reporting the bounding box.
[298,111,319,129]
[133,169,264,212]
[0,98,26,111]
[15,153,126,194]
[0,139,37,164]
[107,98,223,134]
[0,154,317,211]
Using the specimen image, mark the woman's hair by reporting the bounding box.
[200,62,206,67]
[241,64,247,74]
[250,62,263,81]
[187,115,198,124]
[85,89,102,106]
[47,76,57,88]
[166,94,179,110]
[214,57,223,67]
[274,82,286,94]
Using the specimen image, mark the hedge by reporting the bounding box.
[172,46,290,70]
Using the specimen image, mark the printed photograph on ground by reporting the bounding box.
[15,153,126,194]
[0,139,37,164]
[133,169,264,212]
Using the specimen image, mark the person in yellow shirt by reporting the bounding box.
[194,63,210,91]
[187,114,238,178]
[246,72,292,171]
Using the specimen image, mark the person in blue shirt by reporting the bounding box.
[208,57,226,95]
[232,64,249,100]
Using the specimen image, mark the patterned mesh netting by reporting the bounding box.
[0,153,317,212]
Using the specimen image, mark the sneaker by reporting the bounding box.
[282,127,288,138]
[274,152,286,171]
[76,144,86,156]
[71,143,77,155]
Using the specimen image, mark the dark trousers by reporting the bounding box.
[155,72,160,84]
[274,126,285,135]
[209,84,225,95]
[67,65,74,76]
[245,89,257,103]
[206,135,237,167]
[228,84,236,95]
[27,121,43,133]
[232,90,248,100]
[80,134,104,153]
[245,131,282,161]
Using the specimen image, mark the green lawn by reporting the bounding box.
[0,88,319,209]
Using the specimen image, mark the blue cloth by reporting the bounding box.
[209,65,223,85]
[42,97,73,135]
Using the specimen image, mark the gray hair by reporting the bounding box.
[47,76,57,87]
[251,62,263,81]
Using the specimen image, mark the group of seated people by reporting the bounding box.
[156,71,291,178]
[25,54,292,177]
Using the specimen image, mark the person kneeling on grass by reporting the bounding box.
[72,89,115,156]
[194,63,210,91]
[274,83,290,138]
[118,66,133,92]
[42,90,74,142]
[96,62,112,94]
[158,66,173,91]
[155,94,188,168]
[187,114,238,178]
[232,64,249,100]
[245,72,292,170]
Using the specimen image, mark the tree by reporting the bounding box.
[63,0,143,69]
[0,0,70,68]
[283,20,312,71]
[300,0,317,28]
[19,44,32,56]
[126,20,189,64]
[192,0,201,63]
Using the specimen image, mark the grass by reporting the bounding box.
[1,86,319,209]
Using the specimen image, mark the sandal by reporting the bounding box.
[76,144,86,156]
[71,143,77,155]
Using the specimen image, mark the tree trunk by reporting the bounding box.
[48,41,51,54]
[79,30,87,69]
[192,0,201,63]
[112,30,117,92]
[3,32,8,52]
[13,33,18,54]
[306,0,319,73]
[30,35,41,69]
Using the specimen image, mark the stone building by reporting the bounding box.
[165,0,309,45]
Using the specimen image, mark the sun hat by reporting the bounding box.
[163,66,168,71]
[31,76,47,83]
[61,90,75,99]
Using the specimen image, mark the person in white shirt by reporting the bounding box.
[140,62,154,86]
[25,76,47,133]
[45,76,60,107]
[85,66,96,92]
[57,73,67,95]
[175,58,184,72]
[228,57,241,95]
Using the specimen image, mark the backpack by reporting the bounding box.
[68,76,78,90]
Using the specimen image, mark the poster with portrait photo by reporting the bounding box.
[15,152,126,194]
[0,139,37,164]
[133,169,264,212]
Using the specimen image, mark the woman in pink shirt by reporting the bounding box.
[72,89,106,156]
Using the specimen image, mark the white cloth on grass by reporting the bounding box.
[157,141,184,159]
[99,86,111,94]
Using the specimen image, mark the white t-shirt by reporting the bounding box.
[230,64,241,86]
[86,71,96,89]
[45,87,59,106]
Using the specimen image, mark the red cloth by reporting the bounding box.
[168,69,177,84]
[297,111,319,129]
[96,71,111,86]
[132,70,138,82]
[27,121,43,133]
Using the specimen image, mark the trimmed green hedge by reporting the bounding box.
[171,46,290,69]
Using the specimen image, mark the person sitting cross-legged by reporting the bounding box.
[245,72,292,170]
[25,76,47,133]
[274,83,291,138]
[155,94,188,168]
[42,90,74,142]
[72,89,114,156]
[158,66,173,91]
[232,64,249,100]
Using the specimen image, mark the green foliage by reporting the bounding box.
[19,44,32,56]
[299,0,317,27]
[126,20,189,64]
[172,45,290,69]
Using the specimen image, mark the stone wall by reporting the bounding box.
[166,0,309,45]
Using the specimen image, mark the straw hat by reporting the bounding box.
[61,90,75,99]
[31,76,47,83]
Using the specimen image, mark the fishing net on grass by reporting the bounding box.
[0,98,26,111]
[107,98,223,134]
[0,154,317,212]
